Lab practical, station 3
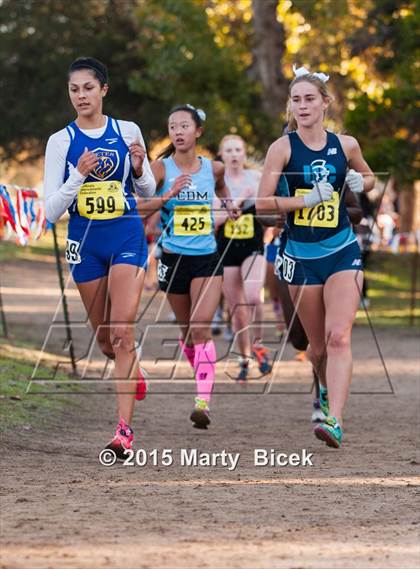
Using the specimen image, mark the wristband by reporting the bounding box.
[221,198,232,209]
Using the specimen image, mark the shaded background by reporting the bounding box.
[0,0,418,230]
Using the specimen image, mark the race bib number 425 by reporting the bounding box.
[173,205,211,235]
[294,189,339,228]
[77,181,125,220]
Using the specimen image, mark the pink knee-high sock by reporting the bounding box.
[193,341,216,404]
[179,339,195,368]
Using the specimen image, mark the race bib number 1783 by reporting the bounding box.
[294,189,339,228]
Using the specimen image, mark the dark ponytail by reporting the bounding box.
[157,143,176,160]
[157,104,206,159]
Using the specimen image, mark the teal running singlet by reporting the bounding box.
[159,156,217,256]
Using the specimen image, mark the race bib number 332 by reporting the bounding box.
[224,213,254,240]
[77,181,125,220]
[173,205,211,236]
[294,189,339,228]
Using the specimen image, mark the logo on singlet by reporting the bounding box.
[178,189,209,201]
[167,179,208,201]
[90,148,120,181]
[303,159,336,184]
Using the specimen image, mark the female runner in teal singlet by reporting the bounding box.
[140,104,239,429]
[257,66,374,448]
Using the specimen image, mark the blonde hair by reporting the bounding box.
[287,75,333,132]
[218,134,246,156]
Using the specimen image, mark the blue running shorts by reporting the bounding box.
[66,213,148,283]
[278,241,362,286]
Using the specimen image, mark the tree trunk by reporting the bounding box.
[399,185,416,233]
[251,0,288,122]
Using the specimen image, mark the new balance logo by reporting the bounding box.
[327,148,337,155]
[352,259,362,266]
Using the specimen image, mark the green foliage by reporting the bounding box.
[0,0,417,168]
[129,0,267,154]
[0,0,269,161]
[0,0,143,160]
[344,0,419,184]
[345,88,418,183]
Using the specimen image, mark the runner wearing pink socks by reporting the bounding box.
[142,104,239,428]
[179,338,195,368]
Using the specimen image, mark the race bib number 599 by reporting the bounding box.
[77,181,125,220]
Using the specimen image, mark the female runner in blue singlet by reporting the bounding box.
[44,57,156,458]
[257,66,374,448]
[140,104,238,429]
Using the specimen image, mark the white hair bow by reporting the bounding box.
[293,64,329,83]
[186,103,206,122]
[196,108,206,121]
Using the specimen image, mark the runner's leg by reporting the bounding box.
[323,270,363,423]
[107,264,145,425]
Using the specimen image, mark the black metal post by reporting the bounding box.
[0,285,8,338]
[410,235,419,326]
[52,223,77,374]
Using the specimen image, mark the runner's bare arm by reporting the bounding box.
[128,122,156,197]
[339,135,375,193]
[137,160,190,219]
[213,161,240,220]
[257,137,305,216]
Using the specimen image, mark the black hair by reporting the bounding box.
[157,104,206,160]
[68,57,108,87]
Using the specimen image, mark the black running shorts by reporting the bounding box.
[157,250,223,294]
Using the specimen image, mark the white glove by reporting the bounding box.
[303,181,334,208]
[345,169,364,193]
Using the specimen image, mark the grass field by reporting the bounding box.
[356,251,419,327]
[0,342,83,433]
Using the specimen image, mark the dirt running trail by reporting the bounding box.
[1,255,419,569]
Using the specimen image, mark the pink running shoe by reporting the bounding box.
[104,419,134,460]
[135,368,147,401]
